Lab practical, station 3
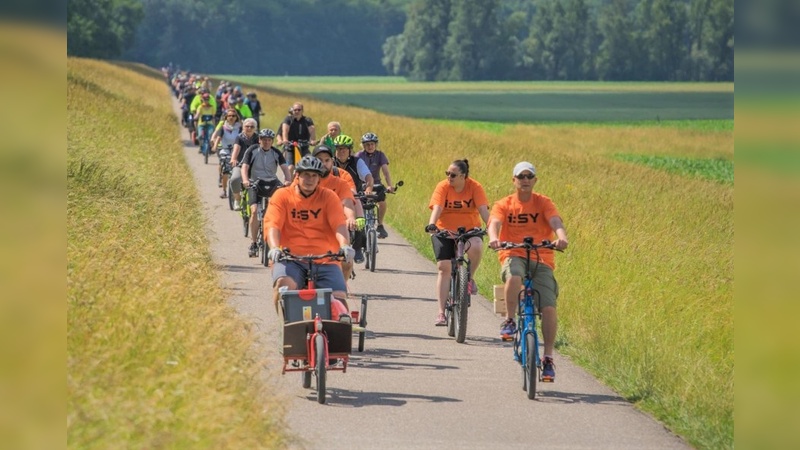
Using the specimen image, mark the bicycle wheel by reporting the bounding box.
[302,370,312,388]
[315,334,327,404]
[525,332,537,399]
[358,295,368,352]
[454,264,470,343]
[227,183,234,210]
[242,213,249,237]
[367,229,377,272]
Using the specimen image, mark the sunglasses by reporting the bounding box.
[244,125,255,128]
[445,171,461,178]
[292,109,303,112]
[226,115,237,118]
[515,174,536,180]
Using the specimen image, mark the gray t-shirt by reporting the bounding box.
[241,145,286,181]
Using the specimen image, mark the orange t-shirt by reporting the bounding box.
[490,192,561,269]
[333,168,356,193]
[265,185,346,262]
[290,174,354,203]
[428,177,489,231]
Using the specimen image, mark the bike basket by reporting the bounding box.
[281,288,332,323]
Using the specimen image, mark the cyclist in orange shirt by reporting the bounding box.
[424,159,490,326]
[265,155,355,314]
[487,161,568,381]
[310,145,365,282]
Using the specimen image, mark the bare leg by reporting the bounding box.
[436,260,451,315]
[378,200,387,225]
[273,276,298,314]
[541,306,557,356]
[249,204,258,243]
[465,236,483,280]
[504,276,522,321]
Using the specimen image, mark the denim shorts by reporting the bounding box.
[272,261,347,292]
[501,257,559,308]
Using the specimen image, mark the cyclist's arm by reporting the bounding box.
[381,164,393,192]
[267,227,281,251]
[428,205,443,230]
[308,124,316,145]
[478,205,491,227]
[342,198,357,229]
[231,143,242,165]
[487,216,503,249]
[355,159,374,187]
[210,124,223,149]
[280,162,292,185]
[548,216,569,250]
[241,163,251,187]
[335,223,350,248]
[281,120,290,143]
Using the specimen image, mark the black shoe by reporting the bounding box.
[377,225,388,239]
[354,248,365,264]
[248,242,258,257]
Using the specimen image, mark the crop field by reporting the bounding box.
[219,75,733,123]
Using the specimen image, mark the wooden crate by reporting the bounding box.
[493,284,505,301]
[493,284,506,314]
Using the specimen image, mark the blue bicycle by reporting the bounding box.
[498,237,559,399]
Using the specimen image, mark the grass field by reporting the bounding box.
[67,59,292,448]
[217,75,733,448]
[219,75,733,123]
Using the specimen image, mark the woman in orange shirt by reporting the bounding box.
[425,159,490,326]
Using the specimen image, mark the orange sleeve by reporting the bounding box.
[428,180,447,210]
[473,180,489,208]
[338,170,357,193]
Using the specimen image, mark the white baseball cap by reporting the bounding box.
[513,162,536,177]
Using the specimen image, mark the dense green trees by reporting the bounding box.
[384,0,733,81]
[67,0,732,81]
[67,0,144,59]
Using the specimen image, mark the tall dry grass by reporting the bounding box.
[249,85,733,448]
[67,59,292,448]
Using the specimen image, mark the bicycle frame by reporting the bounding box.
[437,227,485,343]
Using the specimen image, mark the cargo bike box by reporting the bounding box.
[280,288,351,358]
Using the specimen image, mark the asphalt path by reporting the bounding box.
[174,99,688,449]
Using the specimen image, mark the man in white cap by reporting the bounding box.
[487,161,569,382]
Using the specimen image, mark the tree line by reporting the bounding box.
[383,0,732,81]
[67,0,732,81]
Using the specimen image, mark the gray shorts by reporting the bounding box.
[501,257,559,308]
[272,261,347,292]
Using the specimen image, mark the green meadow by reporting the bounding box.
[220,75,733,123]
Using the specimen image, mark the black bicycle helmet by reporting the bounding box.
[361,132,379,144]
[295,155,324,174]
[258,128,276,139]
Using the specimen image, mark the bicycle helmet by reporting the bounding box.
[312,145,333,157]
[258,128,276,139]
[295,155,324,175]
[361,132,379,144]
[333,134,354,148]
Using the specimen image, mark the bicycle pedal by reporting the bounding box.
[500,334,514,341]
[540,377,555,383]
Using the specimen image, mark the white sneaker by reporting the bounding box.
[234,203,241,211]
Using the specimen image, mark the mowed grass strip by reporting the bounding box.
[237,84,732,448]
[67,59,292,448]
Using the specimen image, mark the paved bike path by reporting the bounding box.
[175,99,688,449]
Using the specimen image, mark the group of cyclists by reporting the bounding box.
[165,69,569,382]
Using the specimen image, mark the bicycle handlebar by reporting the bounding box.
[277,249,346,263]
[497,239,560,251]
[355,180,404,201]
[431,227,487,240]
